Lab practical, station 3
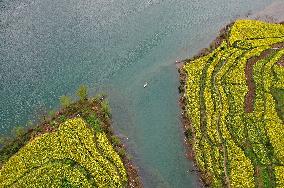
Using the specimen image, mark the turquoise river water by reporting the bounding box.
[0,0,277,187]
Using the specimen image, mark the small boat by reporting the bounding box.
[143,82,148,88]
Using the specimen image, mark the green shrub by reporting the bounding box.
[101,101,111,117]
[111,135,122,146]
[117,148,126,157]
[76,85,88,101]
[48,110,56,118]
[60,95,72,108]
[59,115,67,122]
[86,113,102,132]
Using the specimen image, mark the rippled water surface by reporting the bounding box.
[0,0,276,187]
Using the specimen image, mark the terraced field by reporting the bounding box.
[0,98,141,188]
[180,20,284,187]
[0,118,128,187]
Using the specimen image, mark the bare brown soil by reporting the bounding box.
[244,41,284,113]
[123,157,143,188]
[245,49,273,113]
[277,54,284,66]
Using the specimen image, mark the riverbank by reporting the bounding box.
[178,20,232,186]
[178,20,284,187]
[0,96,143,187]
[177,32,227,186]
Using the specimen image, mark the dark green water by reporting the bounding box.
[0,0,276,187]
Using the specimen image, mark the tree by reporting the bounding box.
[76,85,88,100]
[60,95,72,108]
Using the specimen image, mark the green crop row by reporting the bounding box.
[183,20,284,187]
[0,118,128,187]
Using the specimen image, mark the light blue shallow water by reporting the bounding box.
[0,0,276,187]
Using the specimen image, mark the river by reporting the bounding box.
[0,0,278,187]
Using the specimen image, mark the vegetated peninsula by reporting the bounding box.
[0,87,142,187]
[179,20,284,187]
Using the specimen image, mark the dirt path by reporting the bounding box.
[245,42,284,113]
[244,49,273,113]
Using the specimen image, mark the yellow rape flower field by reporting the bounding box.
[0,118,127,187]
[180,20,284,188]
[0,97,142,188]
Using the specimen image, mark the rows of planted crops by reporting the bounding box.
[182,20,284,187]
[0,96,133,187]
[0,118,128,187]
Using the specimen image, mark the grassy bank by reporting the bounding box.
[0,90,142,187]
[179,20,284,187]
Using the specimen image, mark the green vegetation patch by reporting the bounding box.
[182,20,284,187]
